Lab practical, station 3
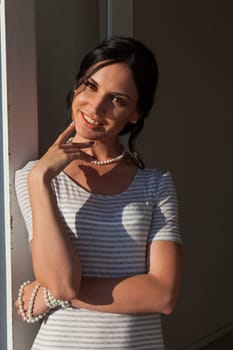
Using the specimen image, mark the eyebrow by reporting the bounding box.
[89,77,132,100]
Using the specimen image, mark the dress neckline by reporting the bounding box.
[61,167,141,197]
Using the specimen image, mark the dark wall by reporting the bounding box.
[36,0,100,155]
[133,1,233,349]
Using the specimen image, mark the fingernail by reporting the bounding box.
[70,121,74,126]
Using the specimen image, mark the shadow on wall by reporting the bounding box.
[133,0,233,349]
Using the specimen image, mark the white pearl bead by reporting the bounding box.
[91,149,126,165]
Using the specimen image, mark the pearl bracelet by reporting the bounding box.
[27,283,47,323]
[18,281,71,324]
[18,281,48,324]
[43,288,71,309]
[18,280,31,322]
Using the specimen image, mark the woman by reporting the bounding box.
[15,37,183,349]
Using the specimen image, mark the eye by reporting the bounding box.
[83,80,97,91]
[112,95,127,106]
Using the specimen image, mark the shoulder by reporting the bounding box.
[16,160,37,173]
[15,160,37,189]
[15,160,37,177]
[139,166,174,186]
[138,167,176,201]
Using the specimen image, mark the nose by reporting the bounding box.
[90,94,107,115]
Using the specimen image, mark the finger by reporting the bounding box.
[59,146,96,161]
[17,308,26,321]
[17,309,21,317]
[55,122,75,144]
[61,141,94,149]
[75,150,96,162]
[64,148,96,162]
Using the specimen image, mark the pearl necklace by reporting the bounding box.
[91,149,126,165]
[66,137,126,165]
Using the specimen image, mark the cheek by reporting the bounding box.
[116,108,135,123]
[72,93,89,109]
[109,111,132,130]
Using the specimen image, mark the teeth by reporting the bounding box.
[83,113,100,126]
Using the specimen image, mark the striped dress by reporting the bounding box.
[15,161,182,350]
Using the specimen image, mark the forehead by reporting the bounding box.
[90,62,138,96]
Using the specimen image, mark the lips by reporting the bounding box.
[81,111,103,129]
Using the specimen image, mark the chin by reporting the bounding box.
[74,128,97,142]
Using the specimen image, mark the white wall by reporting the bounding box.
[133,1,233,349]
[4,0,39,349]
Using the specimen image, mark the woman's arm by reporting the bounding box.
[28,123,92,300]
[29,176,81,301]
[72,240,183,315]
[16,241,182,318]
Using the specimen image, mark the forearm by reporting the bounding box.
[72,274,175,315]
[29,172,81,300]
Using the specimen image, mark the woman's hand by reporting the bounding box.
[15,281,49,321]
[29,122,94,183]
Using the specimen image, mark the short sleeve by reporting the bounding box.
[15,161,37,242]
[148,170,182,245]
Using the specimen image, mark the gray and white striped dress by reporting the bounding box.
[15,161,182,350]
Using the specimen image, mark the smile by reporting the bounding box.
[81,112,103,128]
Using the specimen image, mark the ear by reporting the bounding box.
[129,110,140,124]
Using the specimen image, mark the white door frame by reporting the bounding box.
[0,0,12,348]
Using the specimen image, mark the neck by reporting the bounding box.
[72,135,123,161]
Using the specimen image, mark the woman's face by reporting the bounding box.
[71,62,139,143]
